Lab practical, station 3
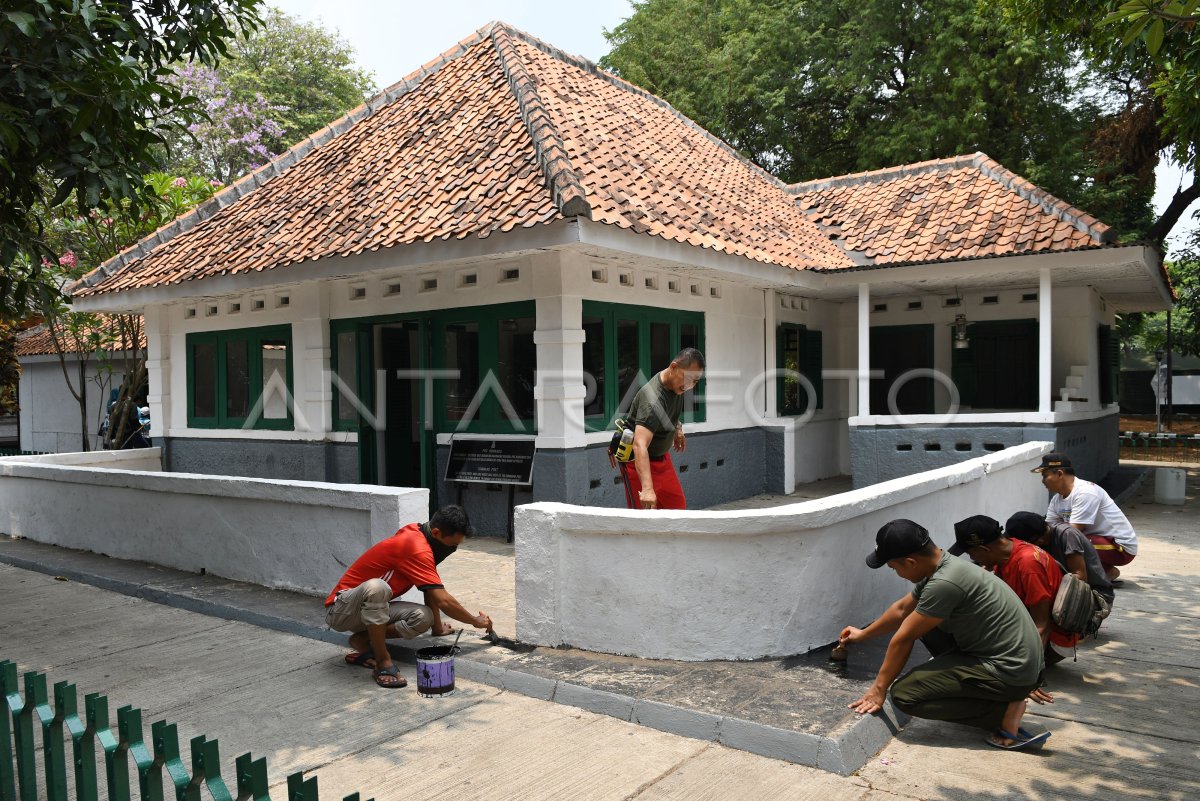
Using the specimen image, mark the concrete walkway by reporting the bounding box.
[2,469,1199,799]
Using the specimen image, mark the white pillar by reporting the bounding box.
[533,251,587,448]
[1039,268,1052,414]
[764,288,777,418]
[291,282,331,435]
[143,306,169,439]
[857,283,871,417]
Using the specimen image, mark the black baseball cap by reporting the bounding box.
[948,515,1003,556]
[1031,452,1073,473]
[866,519,933,569]
[1004,511,1047,542]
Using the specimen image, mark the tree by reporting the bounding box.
[160,8,375,180]
[223,8,375,153]
[602,0,1154,239]
[163,63,287,183]
[0,0,262,317]
[37,173,221,450]
[1001,0,1200,247]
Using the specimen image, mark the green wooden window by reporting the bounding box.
[776,323,823,415]
[186,325,294,429]
[329,301,536,435]
[949,319,1037,410]
[581,301,705,431]
[1098,324,1119,406]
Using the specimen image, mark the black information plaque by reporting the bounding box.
[444,438,536,485]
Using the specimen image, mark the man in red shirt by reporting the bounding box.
[950,515,1078,667]
[325,505,493,688]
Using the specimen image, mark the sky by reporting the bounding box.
[271,0,1197,251]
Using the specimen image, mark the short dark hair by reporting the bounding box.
[430,505,473,537]
[673,347,705,370]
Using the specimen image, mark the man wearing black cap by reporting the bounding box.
[950,514,1077,666]
[1005,510,1115,607]
[841,518,1049,750]
[1033,452,1138,581]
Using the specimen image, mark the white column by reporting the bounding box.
[292,282,330,435]
[857,283,871,417]
[1039,268,1052,414]
[764,288,777,418]
[532,251,587,448]
[143,306,169,439]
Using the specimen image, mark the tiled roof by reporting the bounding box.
[15,316,145,357]
[790,153,1114,268]
[73,22,855,298]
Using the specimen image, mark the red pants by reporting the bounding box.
[1086,534,1136,568]
[621,454,686,509]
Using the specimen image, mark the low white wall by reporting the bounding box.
[516,441,1052,661]
[0,456,428,596]
[2,447,164,472]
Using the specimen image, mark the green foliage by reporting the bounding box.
[605,2,1098,186]
[222,8,376,153]
[0,0,263,317]
[0,320,19,416]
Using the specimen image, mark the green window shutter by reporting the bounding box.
[800,328,823,410]
[951,336,975,408]
[1098,325,1119,405]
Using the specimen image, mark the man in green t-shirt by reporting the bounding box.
[618,347,705,510]
[839,519,1050,750]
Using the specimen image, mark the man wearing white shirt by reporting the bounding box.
[1033,452,1138,581]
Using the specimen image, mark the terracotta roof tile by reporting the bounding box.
[790,153,1114,269]
[73,22,854,298]
[15,316,145,357]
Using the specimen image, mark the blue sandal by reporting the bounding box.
[372,664,406,689]
[987,728,1050,750]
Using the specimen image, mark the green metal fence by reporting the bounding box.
[1119,431,1200,463]
[1,660,371,801]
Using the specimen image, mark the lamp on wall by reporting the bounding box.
[951,313,971,349]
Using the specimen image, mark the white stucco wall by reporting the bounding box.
[17,355,126,453]
[515,441,1052,661]
[0,455,428,595]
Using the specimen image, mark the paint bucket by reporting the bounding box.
[416,645,457,697]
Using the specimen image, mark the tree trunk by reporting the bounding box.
[1146,179,1200,247]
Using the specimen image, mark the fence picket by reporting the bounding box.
[0,662,18,801]
[118,706,164,801]
[235,752,271,800]
[33,675,67,801]
[288,771,319,801]
[87,693,131,801]
[66,687,98,801]
[11,672,36,801]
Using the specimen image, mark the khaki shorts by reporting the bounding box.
[325,578,433,639]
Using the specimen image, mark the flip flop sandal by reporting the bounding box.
[987,728,1050,750]
[373,664,407,689]
[344,651,376,669]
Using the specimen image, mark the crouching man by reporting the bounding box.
[841,519,1050,750]
[324,505,493,689]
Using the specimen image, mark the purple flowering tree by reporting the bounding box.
[166,63,286,184]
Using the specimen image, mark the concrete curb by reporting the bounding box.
[0,542,896,775]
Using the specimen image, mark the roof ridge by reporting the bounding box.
[72,23,504,296]
[971,154,1115,244]
[493,23,791,193]
[490,25,591,219]
[787,153,985,194]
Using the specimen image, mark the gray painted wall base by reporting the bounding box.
[164,427,782,536]
[849,414,1120,488]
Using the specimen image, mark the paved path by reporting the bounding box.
[2,469,1198,799]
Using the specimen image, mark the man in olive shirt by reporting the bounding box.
[840,519,1049,750]
[620,348,705,510]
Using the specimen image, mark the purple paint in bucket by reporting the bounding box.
[416,645,456,697]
